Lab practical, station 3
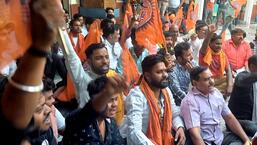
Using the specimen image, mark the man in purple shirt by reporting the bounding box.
[180,66,251,145]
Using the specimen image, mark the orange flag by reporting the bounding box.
[68,32,84,55]
[135,0,165,54]
[231,0,246,17]
[120,1,140,91]
[186,1,198,31]
[57,75,76,102]
[172,6,183,28]
[0,0,32,69]
[79,19,102,61]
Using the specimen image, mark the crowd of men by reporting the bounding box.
[1,0,257,145]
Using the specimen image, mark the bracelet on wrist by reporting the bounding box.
[8,75,43,93]
[28,47,50,57]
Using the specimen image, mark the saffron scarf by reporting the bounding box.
[68,32,84,54]
[140,78,174,145]
[203,47,226,76]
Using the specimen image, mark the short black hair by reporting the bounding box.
[105,7,114,13]
[107,14,115,19]
[195,22,208,33]
[42,78,55,92]
[102,23,120,39]
[174,42,191,58]
[248,55,257,67]
[85,43,106,58]
[69,19,80,29]
[73,13,83,20]
[210,33,222,43]
[142,54,165,74]
[231,28,245,36]
[100,18,114,30]
[85,17,95,25]
[87,76,108,98]
[190,66,208,83]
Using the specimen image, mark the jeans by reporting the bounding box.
[238,120,257,137]
[222,131,244,145]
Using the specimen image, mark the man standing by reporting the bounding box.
[228,55,257,137]
[181,66,251,145]
[68,19,84,54]
[126,55,186,145]
[222,28,252,74]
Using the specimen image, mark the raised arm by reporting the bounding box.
[200,24,217,55]
[1,2,59,129]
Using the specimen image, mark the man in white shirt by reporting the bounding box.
[63,42,110,108]
[102,23,122,71]
[126,54,186,145]
[189,21,208,64]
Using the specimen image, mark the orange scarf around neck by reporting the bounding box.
[203,47,226,76]
[68,32,84,54]
[140,78,174,145]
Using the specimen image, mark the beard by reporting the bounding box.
[91,64,109,75]
[150,78,169,89]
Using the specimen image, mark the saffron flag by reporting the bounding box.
[0,0,31,69]
[135,0,165,54]
[231,0,246,17]
[172,6,183,28]
[120,1,140,91]
[79,19,101,61]
[186,1,198,31]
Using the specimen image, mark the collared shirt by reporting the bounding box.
[222,39,252,71]
[169,62,197,105]
[125,86,184,145]
[181,87,231,145]
[104,39,122,70]
[63,101,125,145]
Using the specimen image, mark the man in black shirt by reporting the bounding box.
[63,76,126,145]
[228,55,257,137]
